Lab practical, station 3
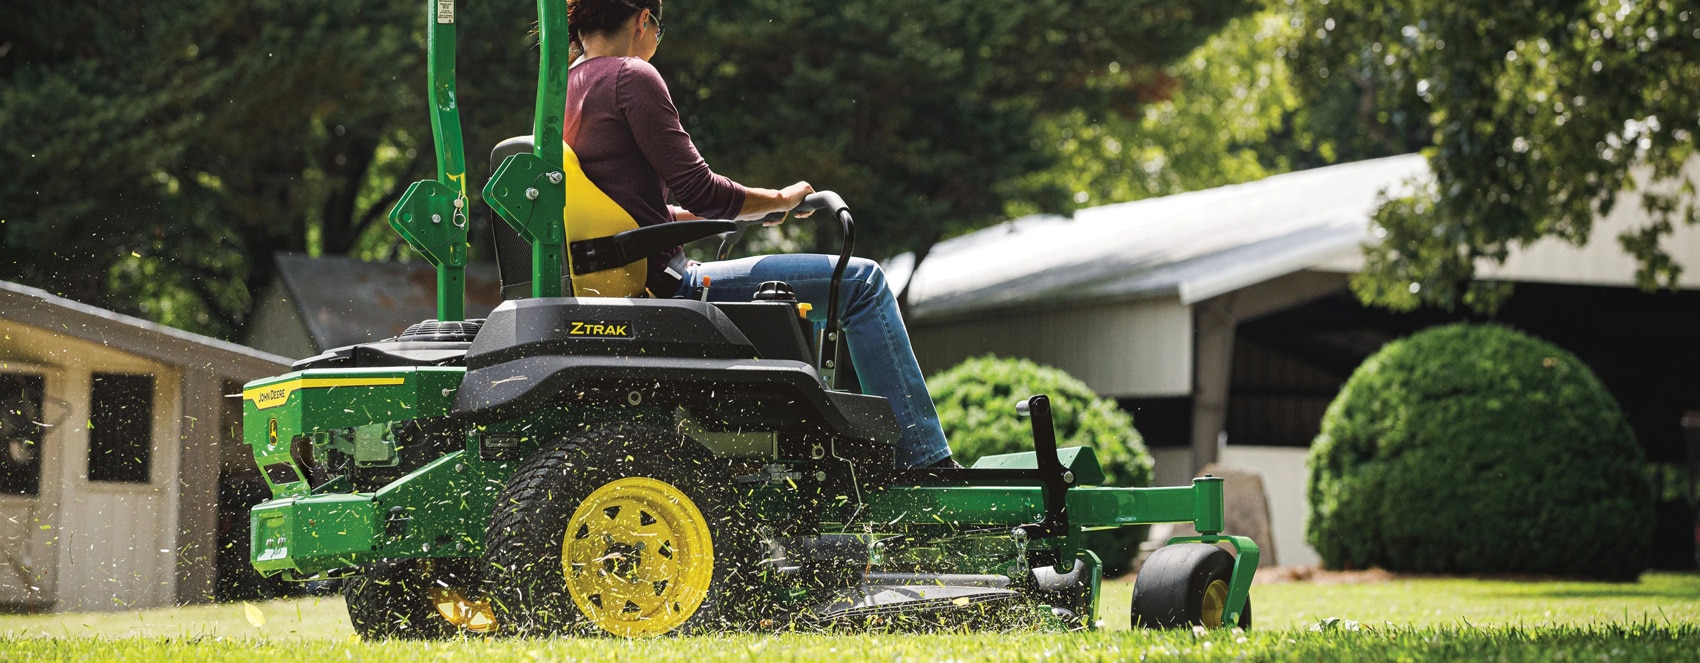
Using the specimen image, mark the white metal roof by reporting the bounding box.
[887,154,1430,322]
[0,280,291,377]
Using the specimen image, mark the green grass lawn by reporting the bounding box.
[2,572,1696,661]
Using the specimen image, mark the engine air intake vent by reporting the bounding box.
[394,319,484,343]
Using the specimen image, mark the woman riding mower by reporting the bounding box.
[565,0,957,469]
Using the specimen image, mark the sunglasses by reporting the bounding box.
[647,9,665,42]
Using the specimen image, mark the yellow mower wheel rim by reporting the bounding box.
[561,477,715,637]
[1201,578,1230,629]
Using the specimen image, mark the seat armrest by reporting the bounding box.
[569,220,737,275]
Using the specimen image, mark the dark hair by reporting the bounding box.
[568,0,661,45]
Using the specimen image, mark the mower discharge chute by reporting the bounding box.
[243,0,1259,639]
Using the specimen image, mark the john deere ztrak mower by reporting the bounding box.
[243,0,1259,639]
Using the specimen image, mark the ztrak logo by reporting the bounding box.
[567,321,632,338]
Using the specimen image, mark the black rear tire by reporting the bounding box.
[482,422,763,636]
[343,559,469,640]
[1130,543,1251,630]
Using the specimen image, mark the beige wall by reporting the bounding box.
[0,320,184,611]
[1217,446,1319,568]
[1147,445,1320,568]
[911,298,1193,398]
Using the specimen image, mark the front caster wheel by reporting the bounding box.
[343,559,492,639]
[1130,543,1251,630]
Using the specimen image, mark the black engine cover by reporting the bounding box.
[465,297,759,369]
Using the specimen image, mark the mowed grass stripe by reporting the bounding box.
[3,625,1698,663]
[0,573,1694,661]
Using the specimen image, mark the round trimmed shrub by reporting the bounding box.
[929,355,1154,574]
[1306,323,1653,579]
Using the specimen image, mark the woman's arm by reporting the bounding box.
[617,60,813,222]
[617,61,745,220]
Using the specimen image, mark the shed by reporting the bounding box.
[0,281,290,611]
[888,154,1700,567]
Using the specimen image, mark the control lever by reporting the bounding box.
[715,212,784,261]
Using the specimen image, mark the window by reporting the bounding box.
[87,373,154,484]
[0,373,46,496]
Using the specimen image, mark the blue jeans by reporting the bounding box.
[676,255,952,468]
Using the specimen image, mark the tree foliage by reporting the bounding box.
[3,2,416,335]
[1,1,1251,338]
[653,0,1251,298]
[1285,0,1700,312]
[1307,324,1653,579]
[1010,3,1425,216]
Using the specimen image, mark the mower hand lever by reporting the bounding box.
[795,191,849,215]
[708,190,855,390]
[715,216,778,261]
[712,192,848,260]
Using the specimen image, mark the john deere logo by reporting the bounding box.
[244,376,406,410]
[253,386,290,409]
[567,321,632,338]
[267,418,280,448]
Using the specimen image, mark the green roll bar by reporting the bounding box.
[483,1,570,298]
[388,0,571,320]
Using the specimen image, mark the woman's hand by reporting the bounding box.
[773,181,816,224]
[737,181,815,222]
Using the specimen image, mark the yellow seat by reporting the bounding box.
[561,142,646,298]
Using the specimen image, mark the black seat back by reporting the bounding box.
[490,136,542,299]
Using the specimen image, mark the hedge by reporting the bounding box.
[1306,323,1653,579]
[928,355,1154,574]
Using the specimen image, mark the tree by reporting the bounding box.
[1284,0,1700,312]
[1,1,1252,338]
[653,0,1252,303]
[1004,2,1429,219]
[0,2,539,338]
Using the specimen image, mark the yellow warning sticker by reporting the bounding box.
[244,377,406,410]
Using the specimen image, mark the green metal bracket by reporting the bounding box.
[389,180,469,320]
[388,0,471,320]
[484,153,565,297]
[1079,548,1103,628]
[970,446,1107,486]
[1166,534,1260,629]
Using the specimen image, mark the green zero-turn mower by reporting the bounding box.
[243,0,1259,639]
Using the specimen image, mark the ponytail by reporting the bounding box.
[567,0,662,45]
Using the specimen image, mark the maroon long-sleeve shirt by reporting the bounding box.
[564,56,747,277]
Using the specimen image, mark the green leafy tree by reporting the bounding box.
[655,0,1252,303]
[0,2,540,338]
[928,355,1153,574]
[1285,0,1700,312]
[2,0,1251,337]
[1308,324,1653,579]
[1010,3,1425,215]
